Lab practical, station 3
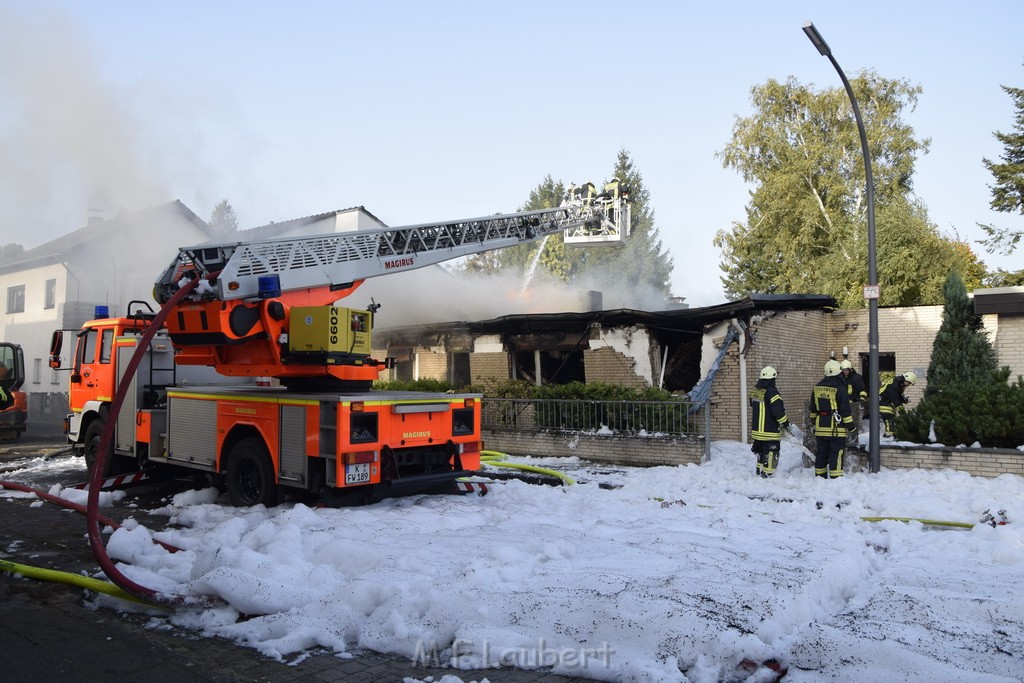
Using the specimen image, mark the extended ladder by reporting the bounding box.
[155,195,628,303]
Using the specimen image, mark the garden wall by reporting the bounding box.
[862,444,1024,478]
[482,429,705,468]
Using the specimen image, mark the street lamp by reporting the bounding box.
[802,21,882,473]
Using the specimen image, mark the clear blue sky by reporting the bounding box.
[2,1,1021,306]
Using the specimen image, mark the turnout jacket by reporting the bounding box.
[879,375,910,415]
[809,374,854,438]
[844,369,867,402]
[749,378,788,441]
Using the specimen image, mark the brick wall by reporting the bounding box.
[991,315,1024,380]
[470,352,509,384]
[710,311,828,441]
[416,350,448,381]
[871,445,1024,478]
[826,306,943,402]
[583,347,648,388]
[487,431,1023,479]
[483,429,705,467]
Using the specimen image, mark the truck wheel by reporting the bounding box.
[83,419,113,477]
[226,438,279,507]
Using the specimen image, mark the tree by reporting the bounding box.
[578,149,674,298]
[895,272,1019,447]
[208,200,239,238]
[979,71,1024,280]
[715,74,984,306]
[462,150,675,300]
[0,242,24,264]
[923,272,997,399]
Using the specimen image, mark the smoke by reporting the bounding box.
[353,266,673,329]
[0,4,169,247]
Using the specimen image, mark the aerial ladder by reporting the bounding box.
[51,189,629,506]
[153,192,628,389]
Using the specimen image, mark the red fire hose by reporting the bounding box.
[85,274,226,607]
[0,479,182,554]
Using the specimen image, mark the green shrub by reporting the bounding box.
[895,368,1024,448]
[372,378,457,393]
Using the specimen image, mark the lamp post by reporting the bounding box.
[802,21,881,473]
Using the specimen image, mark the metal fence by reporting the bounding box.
[481,398,709,439]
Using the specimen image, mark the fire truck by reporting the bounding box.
[0,342,27,442]
[49,189,630,505]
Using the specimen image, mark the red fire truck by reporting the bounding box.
[50,191,629,505]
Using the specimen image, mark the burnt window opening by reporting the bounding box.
[513,348,585,386]
[660,336,703,393]
[393,359,414,382]
[449,352,470,388]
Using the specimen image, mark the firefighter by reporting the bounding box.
[840,359,867,445]
[879,371,917,438]
[749,365,788,477]
[809,360,854,479]
[840,360,867,402]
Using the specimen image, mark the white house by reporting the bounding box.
[0,201,212,433]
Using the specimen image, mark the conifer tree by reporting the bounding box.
[979,70,1024,283]
[208,199,239,238]
[923,272,997,400]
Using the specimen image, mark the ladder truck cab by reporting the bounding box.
[49,188,630,506]
[0,342,27,442]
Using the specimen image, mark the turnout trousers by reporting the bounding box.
[814,436,845,479]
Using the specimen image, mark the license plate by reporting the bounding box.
[345,463,370,485]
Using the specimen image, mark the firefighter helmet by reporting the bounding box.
[840,359,853,370]
[760,366,777,380]
[903,371,917,384]
[824,360,842,377]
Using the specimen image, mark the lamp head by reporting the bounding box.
[802,21,831,57]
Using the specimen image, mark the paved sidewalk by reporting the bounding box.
[0,439,590,683]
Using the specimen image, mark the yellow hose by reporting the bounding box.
[0,559,167,608]
[860,516,976,529]
[653,498,977,527]
[479,450,575,485]
[480,450,506,461]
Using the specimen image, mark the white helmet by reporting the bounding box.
[760,366,777,380]
[824,360,842,377]
[903,371,917,384]
[840,359,853,370]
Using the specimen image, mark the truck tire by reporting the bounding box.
[83,419,113,477]
[226,438,279,507]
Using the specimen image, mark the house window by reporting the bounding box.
[33,358,41,384]
[45,279,56,309]
[6,285,25,313]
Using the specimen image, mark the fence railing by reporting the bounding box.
[481,398,709,439]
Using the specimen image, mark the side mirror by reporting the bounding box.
[49,330,64,369]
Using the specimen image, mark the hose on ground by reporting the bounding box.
[479,450,575,486]
[0,559,168,609]
[0,479,182,553]
[860,516,976,529]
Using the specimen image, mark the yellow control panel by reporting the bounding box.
[290,306,372,355]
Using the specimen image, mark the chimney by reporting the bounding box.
[582,290,603,311]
